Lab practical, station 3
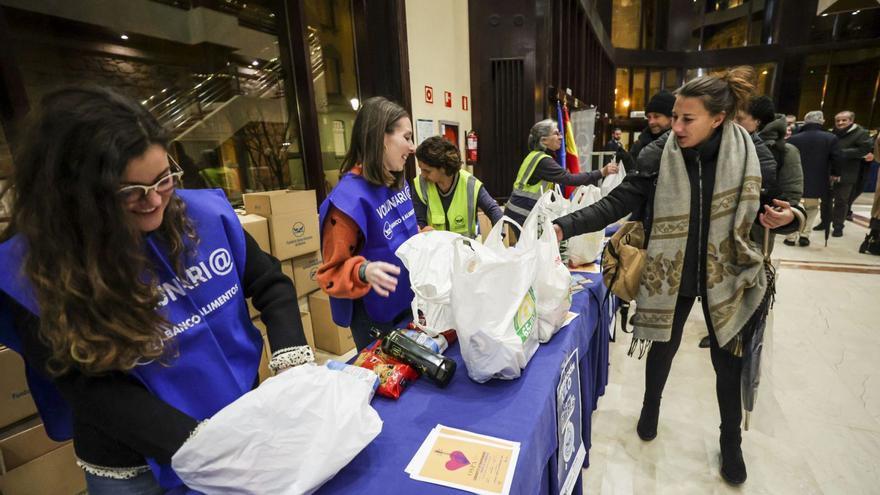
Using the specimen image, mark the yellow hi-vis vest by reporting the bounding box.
[414,169,482,238]
[506,150,553,221]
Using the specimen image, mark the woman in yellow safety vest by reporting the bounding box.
[505,119,619,226]
[412,136,503,238]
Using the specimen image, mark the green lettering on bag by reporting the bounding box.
[513,288,537,342]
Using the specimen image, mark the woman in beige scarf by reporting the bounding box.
[553,67,800,485]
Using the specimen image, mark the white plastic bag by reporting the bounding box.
[520,200,572,343]
[566,185,605,266]
[450,217,540,382]
[600,157,626,196]
[171,364,382,495]
[395,230,462,336]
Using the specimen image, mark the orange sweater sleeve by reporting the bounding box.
[316,206,372,299]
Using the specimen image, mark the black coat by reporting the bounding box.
[555,127,793,298]
[832,124,874,185]
[787,123,843,198]
[629,127,663,160]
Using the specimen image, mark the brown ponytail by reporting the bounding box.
[676,66,755,119]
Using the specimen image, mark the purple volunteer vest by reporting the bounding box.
[319,173,418,326]
[0,189,262,491]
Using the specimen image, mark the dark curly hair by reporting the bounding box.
[2,86,197,376]
[415,136,462,177]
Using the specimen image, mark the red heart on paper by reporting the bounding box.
[445,450,471,471]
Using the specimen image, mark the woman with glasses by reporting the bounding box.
[504,119,619,228]
[0,86,311,494]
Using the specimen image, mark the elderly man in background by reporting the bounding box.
[828,111,874,237]
[784,111,842,246]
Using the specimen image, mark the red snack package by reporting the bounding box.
[353,340,419,399]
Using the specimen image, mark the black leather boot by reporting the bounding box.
[719,429,747,485]
[636,400,660,441]
[860,230,880,255]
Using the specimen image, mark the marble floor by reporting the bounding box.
[582,194,880,495]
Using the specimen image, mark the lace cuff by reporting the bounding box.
[76,458,151,480]
[268,345,315,373]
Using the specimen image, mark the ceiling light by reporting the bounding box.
[852,10,860,15]
[821,13,828,16]
[120,34,129,40]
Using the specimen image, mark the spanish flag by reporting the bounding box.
[562,105,580,198]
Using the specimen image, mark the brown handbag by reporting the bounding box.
[601,221,647,302]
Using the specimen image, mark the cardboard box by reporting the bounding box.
[243,190,320,260]
[300,311,315,349]
[257,334,273,383]
[265,213,320,260]
[0,418,62,471]
[0,422,85,495]
[237,213,271,254]
[243,189,316,217]
[292,251,322,296]
[477,211,491,241]
[308,291,355,355]
[0,348,38,430]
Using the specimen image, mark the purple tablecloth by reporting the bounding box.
[318,272,612,495]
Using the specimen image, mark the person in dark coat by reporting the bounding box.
[629,91,675,160]
[552,67,802,486]
[830,111,874,237]
[784,111,842,245]
[605,128,623,153]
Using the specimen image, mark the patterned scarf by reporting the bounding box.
[630,121,766,354]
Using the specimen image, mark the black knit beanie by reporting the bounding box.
[748,96,776,128]
[645,91,674,117]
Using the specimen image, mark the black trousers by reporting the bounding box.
[817,190,832,227]
[643,296,743,435]
[832,182,855,230]
[847,164,869,213]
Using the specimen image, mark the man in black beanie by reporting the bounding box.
[630,91,674,159]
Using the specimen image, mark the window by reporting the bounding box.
[632,68,647,112]
[664,69,681,91]
[304,0,359,193]
[2,1,307,204]
[615,68,632,117]
[649,70,662,100]
[611,0,641,49]
[797,53,829,121]
[702,17,749,50]
[753,63,776,96]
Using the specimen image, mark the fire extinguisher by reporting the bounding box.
[465,130,478,165]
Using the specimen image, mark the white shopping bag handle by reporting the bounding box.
[484,215,524,249]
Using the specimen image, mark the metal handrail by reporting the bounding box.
[143,61,284,135]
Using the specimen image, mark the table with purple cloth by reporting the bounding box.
[318,271,614,495]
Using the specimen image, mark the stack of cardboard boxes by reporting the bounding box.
[0,347,86,494]
[239,189,355,377]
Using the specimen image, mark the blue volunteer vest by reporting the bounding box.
[319,173,418,326]
[0,189,261,491]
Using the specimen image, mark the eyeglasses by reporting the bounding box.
[117,155,184,204]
